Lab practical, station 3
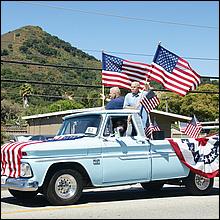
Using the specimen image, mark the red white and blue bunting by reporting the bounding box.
[167,136,219,178]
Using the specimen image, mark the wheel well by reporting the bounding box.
[40,162,92,193]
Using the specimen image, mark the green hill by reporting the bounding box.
[1,25,103,115]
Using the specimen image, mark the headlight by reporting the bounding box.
[20,163,33,177]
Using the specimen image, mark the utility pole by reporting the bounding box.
[165,96,168,112]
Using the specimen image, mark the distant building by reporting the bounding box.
[22,107,198,138]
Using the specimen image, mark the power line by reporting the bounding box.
[5,91,102,100]
[17,1,218,30]
[29,94,101,100]
[1,78,219,94]
[1,60,219,79]
[104,51,219,61]
[1,78,101,88]
[1,41,219,61]
[1,59,101,71]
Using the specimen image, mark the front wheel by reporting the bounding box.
[45,169,83,206]
[184,172,214,196]
[8,189,38,200]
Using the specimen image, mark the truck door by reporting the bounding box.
[101,114,151,184]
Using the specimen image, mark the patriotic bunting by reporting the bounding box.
[167,137,219,178]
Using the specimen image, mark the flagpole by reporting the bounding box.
[102,84,105,107]
[179,121,182,138]
[148,114,153,140]
[101,49,105,108]
[150,117,153,140]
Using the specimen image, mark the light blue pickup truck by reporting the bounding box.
[1,109,216,206]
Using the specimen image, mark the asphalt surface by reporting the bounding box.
[1,178,219,219]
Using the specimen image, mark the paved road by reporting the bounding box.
[1,178,219,219]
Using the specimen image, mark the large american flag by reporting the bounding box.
[102,52,151,90]
[184,115,202,138]
[147,45,201,96]
[140,90,160,113]
[167,137,219,178]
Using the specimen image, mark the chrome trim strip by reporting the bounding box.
[35,155,101,162]
[119,155,150,160]
[27,152,176,162]
[151,152,177,158]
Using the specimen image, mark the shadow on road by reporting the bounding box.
[79,186,219,204]
[1,186,219,208]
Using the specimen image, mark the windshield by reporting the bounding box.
[57,114,102,136]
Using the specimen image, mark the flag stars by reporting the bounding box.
[155,48,178,73]
[105,55,123,72]
[204,156,209,163]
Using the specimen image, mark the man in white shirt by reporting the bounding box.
[123,81,150,127]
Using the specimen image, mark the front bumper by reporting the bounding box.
[1,176,39,191]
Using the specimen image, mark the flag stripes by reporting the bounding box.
[140,95,160,113]
[185,123,202,138]
[102,53,151,90]
[148,64,192,96]
[140,90,160,113]
[144,123,154,137]
[184,115,203,138]
[144,117,161,138]
[1,141,42,178]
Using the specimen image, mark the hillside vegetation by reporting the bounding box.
[1,25,219,126]
[1,25,102,108]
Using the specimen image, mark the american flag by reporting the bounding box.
[184,115,203,138]
[140,90,160,113]
[102,52,151,90]
[147,45,201,96]
[1,141,42,178]
[144,117,161,138]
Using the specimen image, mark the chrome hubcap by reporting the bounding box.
[195,174,210,190]
[55,174,77,199]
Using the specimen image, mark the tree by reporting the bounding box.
[20,83,33,108]
[48,99,84,112]
[158,84,219,121]
[1,49,9,56]
[1,99,22,124]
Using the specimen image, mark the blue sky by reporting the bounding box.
[1,1,219,77]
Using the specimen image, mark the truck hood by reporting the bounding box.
[1,135,100,178]
[23,135,97,157]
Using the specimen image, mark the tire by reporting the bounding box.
[8,189,38,200]
[45,169,83,206]
[184,172,214,196]
[141,181,164,192]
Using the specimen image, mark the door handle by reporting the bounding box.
[136,140,145,144]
